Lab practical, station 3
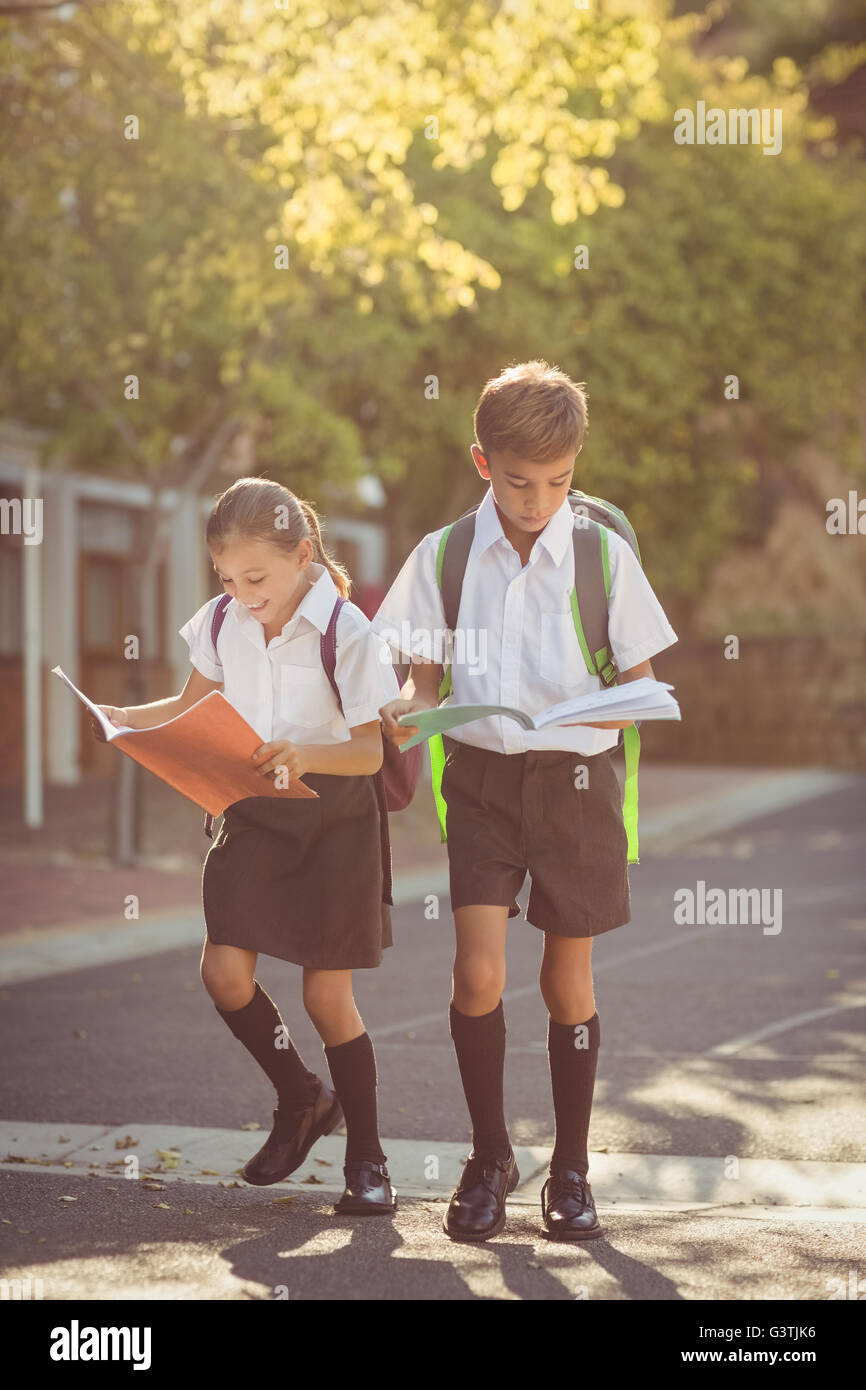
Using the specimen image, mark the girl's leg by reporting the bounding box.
[201,940,319,1107]
[303,968,386,1165]
[539,934,599,1178]
[450,905,510,1159]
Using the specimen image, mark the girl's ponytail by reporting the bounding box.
[297,497,351,599]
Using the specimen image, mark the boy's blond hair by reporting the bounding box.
[473,359,588,462]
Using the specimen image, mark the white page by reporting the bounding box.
[51,666,135,739]
[534,678,677,728]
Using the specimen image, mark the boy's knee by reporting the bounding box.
[452,954,505,1011]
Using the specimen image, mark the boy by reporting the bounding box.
[374,360,678,1241]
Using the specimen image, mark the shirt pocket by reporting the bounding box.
[279,663,335,728]
[539,611,586,690]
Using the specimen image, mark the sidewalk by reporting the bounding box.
[0,761,857,939]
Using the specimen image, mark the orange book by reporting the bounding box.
[52,666,319,817]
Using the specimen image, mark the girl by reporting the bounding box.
[91,476,400,1214]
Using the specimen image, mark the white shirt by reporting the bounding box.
[371,485,678,755]
[179,562,400,746]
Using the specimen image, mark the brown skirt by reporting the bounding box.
[202,770,393,969]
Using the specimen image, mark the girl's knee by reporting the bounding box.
[200,947,254,1010]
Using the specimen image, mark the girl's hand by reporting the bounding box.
[89,705,128,741]
[379,697,431,748]
[252,740,309,782]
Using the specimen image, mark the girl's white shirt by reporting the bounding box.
[370,484,678,756]
[179,562,400,746]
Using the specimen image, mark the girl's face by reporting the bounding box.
[211,536,314,630]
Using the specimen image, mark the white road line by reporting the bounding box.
[704,997,866,1057]
[1,1121,864,1213]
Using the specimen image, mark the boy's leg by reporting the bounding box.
[538,933,604,1240]
[450,905,510,1158]
[444,905,520,1241]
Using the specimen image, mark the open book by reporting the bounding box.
[52,666,319,816]
[396,676,680,749]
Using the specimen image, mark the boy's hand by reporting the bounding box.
[88,706,128,741]
[379,697,432,748]
[252,739,309,782]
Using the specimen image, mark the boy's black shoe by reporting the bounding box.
[242,1082,343,1186]
[540,1169,604,1240]
[334,1161,397,1214]
[443,1148,520,1242]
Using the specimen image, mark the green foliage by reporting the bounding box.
[0,0,863,612]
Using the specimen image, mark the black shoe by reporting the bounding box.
[540,1169,604,1241]
[443,1148,520,1242]
[334,1160,397,1214]
[242,1082,343,1186]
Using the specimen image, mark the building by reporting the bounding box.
[0,420,389,817]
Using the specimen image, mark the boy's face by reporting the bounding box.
[471,443,578,536]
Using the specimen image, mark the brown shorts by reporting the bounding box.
[440,735,631,938]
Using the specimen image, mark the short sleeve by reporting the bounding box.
[178,598,224,683]
[334,606,401,728]
[369,530,448,663]
[606,533,678,672]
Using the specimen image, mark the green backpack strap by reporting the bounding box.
[569,513,641,864]
[429,513,478,842]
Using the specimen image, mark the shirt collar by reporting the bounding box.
[231,562,339,636]
[471,484,575,566]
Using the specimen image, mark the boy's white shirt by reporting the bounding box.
[371,484,678,756]
[179,562,400,746]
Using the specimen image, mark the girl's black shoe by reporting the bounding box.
[334,1161,397,1214]
[242,1082,343,1186]
[540,1169,604,1240]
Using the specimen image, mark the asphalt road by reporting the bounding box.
[1,778,864,1303]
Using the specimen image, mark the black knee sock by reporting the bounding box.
[449,1000,510,1161]
[324,1032,387,1166]
[216,981,320,1108]
[547,1011,600,1177]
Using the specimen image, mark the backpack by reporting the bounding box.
[202,593,422,843]
[429,488,645,864]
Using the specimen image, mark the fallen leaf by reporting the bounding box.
[58,1136,71,1143]
[183,1208,194,1215]
[314,1158,332,1166]
[114,1136,138,1151]
[74,1030,87,1039]
[154,1202,170,1210]
[63,1161,74,1169]
[240,1122,262,1132]
[200,1168,221,1176]
[59,1196,77,1203]
[273,1196,294,1204]
[302,1174,324,1185]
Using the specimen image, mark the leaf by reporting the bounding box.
[59,1196,77,1202]
[154,1202,171,1210]
[200,1168,221,1176]
[240,1122,262,1131]
[114,1136,139,1150]
[301,1174,324,1185]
